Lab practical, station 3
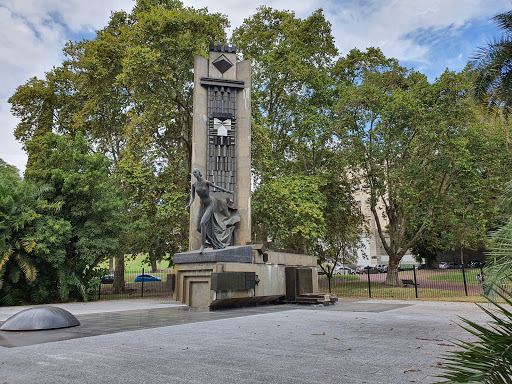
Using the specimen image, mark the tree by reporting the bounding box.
[333,48,507,285]
[234,7,365,257]
[232,6,338,181]
[315,174,368,292]
[23,132,124,301]
[0,159,71,305]
[9,0,229,273]
[252,175,326,254]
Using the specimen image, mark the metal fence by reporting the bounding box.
[95,268,174,300]
[319,266,488,299]
[93,266,489,301]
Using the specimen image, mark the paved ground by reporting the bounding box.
[0,298,496,383]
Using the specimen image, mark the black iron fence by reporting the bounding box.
[93,266,490,302]
[319,266,488,299]
[95,268,174,300]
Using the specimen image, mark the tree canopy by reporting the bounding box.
[8,0,229,273]
[5,3,512,301]
[331,48,511,285]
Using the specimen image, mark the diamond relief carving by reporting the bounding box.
[212,54,233,74]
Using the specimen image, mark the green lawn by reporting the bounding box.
[319,278,486,301]
[98,253,171,272]
[425,270,480,284]
[326,274,360,281]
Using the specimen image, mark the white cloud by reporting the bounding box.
[0,0,134,174]
[324,0,512,63]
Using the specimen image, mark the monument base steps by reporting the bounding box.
[173,245,323,308]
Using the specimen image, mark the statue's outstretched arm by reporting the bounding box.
[207,181,234,194]
[185,184,196,210]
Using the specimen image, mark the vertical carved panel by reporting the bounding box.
[207,86,238,197]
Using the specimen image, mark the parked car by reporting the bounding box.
[439,262,461,269]
[333,266,355,275]
[415,264,426,270]
[316,268,327,275]
[469,261,486,269]
[356,266,378,274]
[134,274,162,282]
[100,274,114,284]
[375,264,388,273]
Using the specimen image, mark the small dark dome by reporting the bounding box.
[0,306,80,331]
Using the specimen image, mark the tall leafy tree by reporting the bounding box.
[232,6,338,180]
[234,7,364,256]
[9,0,229,273]
[333,48,508,285]
[23,132,124,301]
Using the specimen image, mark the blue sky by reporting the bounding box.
[1,0,511,173]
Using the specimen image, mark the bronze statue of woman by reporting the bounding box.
[186,168,234,253]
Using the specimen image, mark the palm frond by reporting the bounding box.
[470,10,512,117]
[436,282,512,383]
[493,11,512,35]
[486,218,512,286]
[15,254,37,281]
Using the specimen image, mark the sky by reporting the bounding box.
[1,0,511,174]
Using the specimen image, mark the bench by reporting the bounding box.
[401,279,419,287]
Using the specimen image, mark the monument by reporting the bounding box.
[188,43,251,250]
[173,44,330,308]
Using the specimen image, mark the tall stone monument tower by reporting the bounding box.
[174,43,320,309]
[189,43,251,250]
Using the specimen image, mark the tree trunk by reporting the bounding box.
[385,255,401,286]
[113,254,125,294]
[151,257,157,273]
[109,255,114,274]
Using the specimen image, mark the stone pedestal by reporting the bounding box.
[173,246,318,308]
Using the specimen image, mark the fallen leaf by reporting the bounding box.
[404,369,421,373]
[438,343,455,347]
[416,337,442,341]
[389,328,393,331]
[333,337,340,340]
[311,332,326,336]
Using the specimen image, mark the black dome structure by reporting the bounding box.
[0,306,80,331]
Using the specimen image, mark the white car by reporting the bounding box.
[333,266,355,275]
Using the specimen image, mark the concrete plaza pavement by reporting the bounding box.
[0,298,494,383]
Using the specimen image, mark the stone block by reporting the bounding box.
[211,272,256,291]
[174,246,253,264]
